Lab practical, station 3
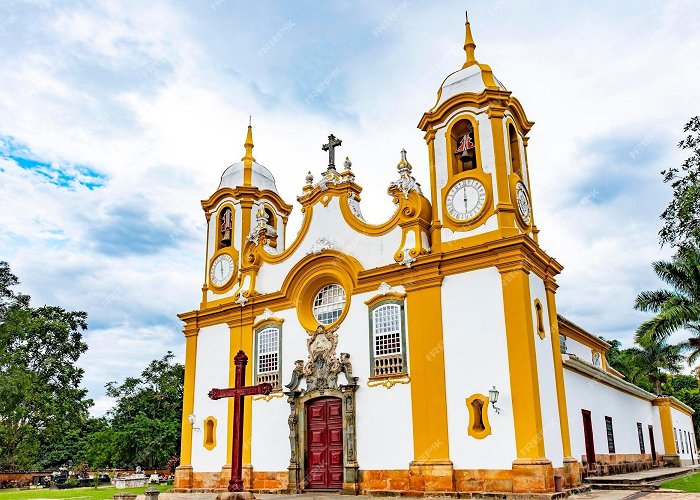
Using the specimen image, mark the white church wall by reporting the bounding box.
[341,290,414,470]
[249,292,414,472]
[251,307,306,472]
[529,275,564,467]
[191,323,231,472]
[564,369,659,462]
[441,269,517,470]
[563,337,596,364]
[670,406,696,464]
[254,197,403,295]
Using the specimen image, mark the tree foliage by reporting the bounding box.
[0,261,91,470]
[81,353,184,469]
[634,244,700,343]
[660,116,700,248]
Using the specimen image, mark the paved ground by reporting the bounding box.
[586,466,700,484]
[152,493,700,500]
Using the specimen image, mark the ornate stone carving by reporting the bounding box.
[388,149,422,199]
[307,237,334,255]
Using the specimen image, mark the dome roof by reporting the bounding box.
[431,13,506,110]
[219,161,278,193]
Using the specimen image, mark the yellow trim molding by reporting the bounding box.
[367,373,411,389]
[179,327,199,466]
[466,393,492,440]
[364,290,406,308]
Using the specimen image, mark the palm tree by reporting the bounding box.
[627,337,686,395]
[679,323,700,366]
[634,245,700,343]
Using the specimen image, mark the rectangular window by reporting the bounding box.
[637,423,645,454]
[605,416,615,453]
[255,326,281,389]
[369,301,407,377]
[560,334,567,353]
[675,427,679,452]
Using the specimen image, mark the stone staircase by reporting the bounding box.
[584,465,700,491]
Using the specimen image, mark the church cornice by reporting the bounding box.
[179,234,562,330]
[201,186,293,216]
[418,90,534,136]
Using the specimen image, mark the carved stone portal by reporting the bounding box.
[284,325,359,494]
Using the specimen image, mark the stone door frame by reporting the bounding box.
[285,385,359,494]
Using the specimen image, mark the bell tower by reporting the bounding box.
[418,13,538,252]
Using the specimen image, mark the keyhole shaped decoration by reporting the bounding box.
[466,394,491,440]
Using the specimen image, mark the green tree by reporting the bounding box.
[103,352,184,468]
[603,339,654,392]
[0,262,92,470]
[660,116,700,248]
[634,244,700,343]
[626,337,686,396]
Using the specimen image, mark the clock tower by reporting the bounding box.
[418,13,538,252]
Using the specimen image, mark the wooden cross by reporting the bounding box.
[208,350,272,492]
[321,134,342,170]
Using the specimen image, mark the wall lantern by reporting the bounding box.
[188,413,200,431]
[488,386,501,414]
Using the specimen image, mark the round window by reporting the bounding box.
[312,284,346,325]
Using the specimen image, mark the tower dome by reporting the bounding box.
[431,12,507,110]
[217,121,278,193]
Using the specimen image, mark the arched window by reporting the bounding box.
[508,123,523,179]
[203,416,216,450]
[218,207,232,249]
[255,325,281,389]
[368,301,407,377]
[263,206,278,249]
[450,118,478,174]
[534,299,545,339]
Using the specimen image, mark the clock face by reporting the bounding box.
[446,178,487,221]
[210,253,234,287]
[515,181,532,224]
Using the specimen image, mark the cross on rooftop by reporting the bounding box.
[322,134,342,170]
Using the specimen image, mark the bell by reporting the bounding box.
[221,229,231,245]
[459,149,476,170]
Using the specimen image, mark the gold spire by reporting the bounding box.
[242,117,255,186]
[463,11,477,68]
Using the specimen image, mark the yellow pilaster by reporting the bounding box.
[425,129,442,251]
[488,109,517,233]
[654,399,678,455]
[499,264,546,458]
[226,318,255,467]
[544,280,573,459]
[405,277,450,463]
[180,327,199,465]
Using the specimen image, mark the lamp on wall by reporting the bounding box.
[488,386,501,414]
[188,413,201,432]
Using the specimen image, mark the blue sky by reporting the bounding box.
[0,0,699,415]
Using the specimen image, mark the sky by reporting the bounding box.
[0,1,699,416]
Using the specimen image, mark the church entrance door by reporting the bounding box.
[305,397,344,490]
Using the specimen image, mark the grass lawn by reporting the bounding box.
[661,472,700,492]
[0,483,170,499]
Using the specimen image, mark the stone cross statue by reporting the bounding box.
[322,134,342,170]
[208,351,272,493]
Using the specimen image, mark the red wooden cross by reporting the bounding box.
[208,350,272,492]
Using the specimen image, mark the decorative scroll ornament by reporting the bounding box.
[398,248,417,268]
[246,208,271,245]
[388,149,422,199]
[348,195,365,221]
[284,325,357,393]
[378,282,392,295]
[307,237,334,255]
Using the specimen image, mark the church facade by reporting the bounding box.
[174,17,695,496]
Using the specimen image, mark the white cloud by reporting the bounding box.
[1,0,699,415]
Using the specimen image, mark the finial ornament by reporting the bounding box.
[344,156,352,171]
[305,171,314,185]
[242,119,255,163]
[388,148,422,199]
[463,10,477,68]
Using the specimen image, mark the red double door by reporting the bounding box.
[305,397,344,490]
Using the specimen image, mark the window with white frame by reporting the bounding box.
[255,326,281,389]
[313,284,346,325]
[369,301,407,377]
